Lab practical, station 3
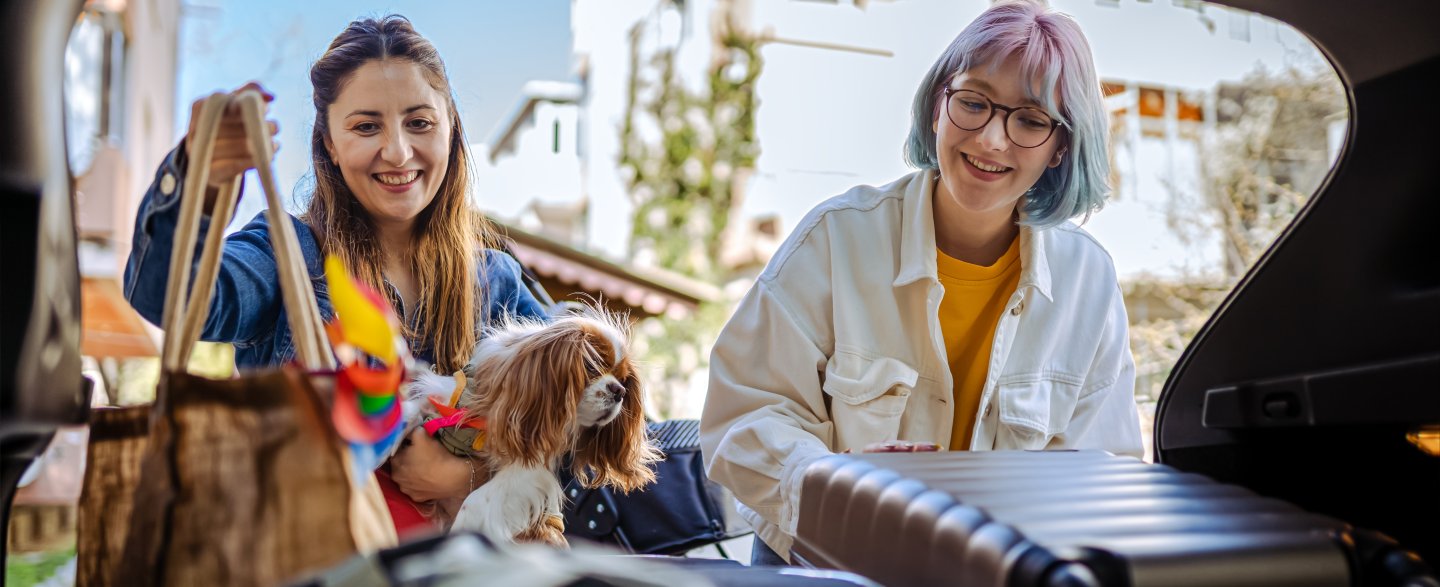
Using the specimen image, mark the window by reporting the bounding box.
[64,9,124,175]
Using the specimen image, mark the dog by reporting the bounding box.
[401,306,661,546]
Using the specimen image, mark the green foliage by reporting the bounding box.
[618,15,763,416]
[620,18,761,283]
[111,342,234,406]
[5,545,75,587]
[635,300,733,420]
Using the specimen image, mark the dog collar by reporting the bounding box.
[423,371,487,454]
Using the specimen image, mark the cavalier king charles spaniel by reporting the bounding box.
[402,307,660,546]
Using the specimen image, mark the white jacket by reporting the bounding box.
[700,170,1142,559]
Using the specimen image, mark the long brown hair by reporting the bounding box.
[304,15,495,373]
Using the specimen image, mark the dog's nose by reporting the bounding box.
[605,381,625,399]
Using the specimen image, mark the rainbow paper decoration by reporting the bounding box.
[324,255,412,479]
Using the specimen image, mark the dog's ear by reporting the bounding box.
[478,325,592,468]
[572,371,661,492]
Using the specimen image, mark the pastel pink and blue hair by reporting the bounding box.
[904,0,1111,228]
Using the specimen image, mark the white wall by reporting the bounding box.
[741,1,982,243]
[119,0,181,267]
[570,0,655,258]
[475,101,584,223]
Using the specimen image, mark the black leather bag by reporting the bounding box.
[558,419,752,555]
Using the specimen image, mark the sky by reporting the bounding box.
[175,0,573,224]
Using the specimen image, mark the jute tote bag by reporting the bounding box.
[78,91,395,587]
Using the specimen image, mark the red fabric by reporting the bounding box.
[422,409,467,436]
[375,468,437,540]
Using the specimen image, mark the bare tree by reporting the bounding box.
[1173,65,1346,279]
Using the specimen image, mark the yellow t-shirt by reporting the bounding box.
[936,238,1021,450]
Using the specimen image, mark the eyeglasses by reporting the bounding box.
[942,88,1063,149]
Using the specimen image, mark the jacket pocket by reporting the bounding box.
[822,351,918,452]
[995,376,1082,450]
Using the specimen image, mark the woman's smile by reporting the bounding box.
[960,152,1013,181]
[373,170,423,192]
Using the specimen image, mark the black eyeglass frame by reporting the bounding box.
[941,87,1066,149]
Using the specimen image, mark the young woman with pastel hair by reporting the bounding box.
[701,0,1141,565]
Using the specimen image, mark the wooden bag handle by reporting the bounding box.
[159,91,334,373]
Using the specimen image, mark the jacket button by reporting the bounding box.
[160,173,177,196]
[984,404,993,417]
[1010,303,1023,315]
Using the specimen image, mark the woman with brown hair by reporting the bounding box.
[123,15,541,532]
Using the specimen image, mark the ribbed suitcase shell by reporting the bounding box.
[791,451,1355,587]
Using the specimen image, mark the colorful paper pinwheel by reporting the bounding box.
[324,255,412,479]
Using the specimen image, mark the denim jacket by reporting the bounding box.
[124,145,548,370]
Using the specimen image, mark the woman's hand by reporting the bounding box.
[389,428,485,503]
[182,81,280,212]
[856,440,943,453]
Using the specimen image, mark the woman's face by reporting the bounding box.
[933,54,1066,221]
[325,59,451,231]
